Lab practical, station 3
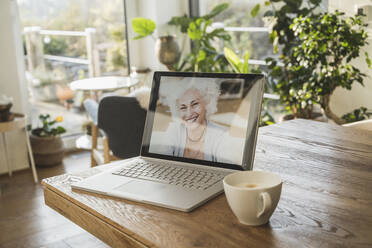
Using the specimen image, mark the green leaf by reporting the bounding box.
[264,1,271,6]
[187,20,203,40]
[168,15,194,33]
[342,106,372,123]
[224,47,242,73]
[309,0,321,6]
[243,51,250,73]
[196,50,206,63]
[203,3,229,19]
[56,126,66,135]
[133,35,147,40]
[132,18,156,39]
[365,52,371,68]
[366,57,371,68]
[273,44,279,54]
[264,10,274,17]
[251,4,261,18]
[48,120,56,126]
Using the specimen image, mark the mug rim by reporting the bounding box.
[223,170,282,191]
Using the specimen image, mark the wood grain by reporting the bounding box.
[0,151,109,248]
[0,113,26,133]
[44,187,146,248]
[42,119,372,248]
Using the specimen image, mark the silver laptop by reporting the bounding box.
[72,72,265,212]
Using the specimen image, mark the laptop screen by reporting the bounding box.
[141,72,265,171]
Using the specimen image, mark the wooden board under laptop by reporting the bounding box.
[42,119,372,248]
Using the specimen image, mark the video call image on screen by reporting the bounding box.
[148,76,257,168]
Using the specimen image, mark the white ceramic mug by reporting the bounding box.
[223,171,282,226]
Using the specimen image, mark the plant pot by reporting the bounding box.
[155,35,180,67]
[280,111,327,122]
[56,84,74,103]
[0,103,13,122]
[30,134,64,167]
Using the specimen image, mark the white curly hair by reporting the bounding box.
[159,76,220,121]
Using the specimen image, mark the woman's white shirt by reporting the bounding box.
[162,120,231,164]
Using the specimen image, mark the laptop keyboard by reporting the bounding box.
[112,160,229,190]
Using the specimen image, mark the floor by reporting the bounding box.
[0,151,109,248]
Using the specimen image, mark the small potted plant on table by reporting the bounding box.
[30,114,66,167]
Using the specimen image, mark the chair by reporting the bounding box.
[90,96,147,167]
[342,119,372,132]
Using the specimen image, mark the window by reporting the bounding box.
[197,0,328,67]
[198,0,276,70]
[192,1,329,123]
[17,0,129,137]
[196,0,282,122]
[18,0,129,78]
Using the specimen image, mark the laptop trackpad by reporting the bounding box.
[114,180,168,196]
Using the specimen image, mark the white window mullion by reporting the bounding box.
[224,27,269,32]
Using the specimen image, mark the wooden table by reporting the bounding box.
[42,119,372,248]
[69,76,139,94]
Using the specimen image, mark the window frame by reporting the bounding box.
[123,0,131,75]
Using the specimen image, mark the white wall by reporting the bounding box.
[0,0,28,114]
[329,0,372,117]
[0,0,30,174]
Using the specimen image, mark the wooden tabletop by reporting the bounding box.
[69,76,139,91]
[0,113,26,132]
[42,119,372,248]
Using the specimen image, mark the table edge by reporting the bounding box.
[42,181,152,248]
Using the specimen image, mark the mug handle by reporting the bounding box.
[257,192,272,218]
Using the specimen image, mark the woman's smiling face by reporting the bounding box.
[177,88,207,130]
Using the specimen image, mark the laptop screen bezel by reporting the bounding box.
[140,71,265,171]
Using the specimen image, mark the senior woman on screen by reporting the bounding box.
[159,77,230,163]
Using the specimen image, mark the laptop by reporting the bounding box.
[72,71,265,212]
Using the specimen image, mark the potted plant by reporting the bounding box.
[261,0,326,120]
[168,3,232,72]
[289,11,370,124]
[0,95,14,122]
[30,114,66,167]
[262,0,370,123]
[132,17,181,69]
[175,16,231,72]
[131,3,232,72]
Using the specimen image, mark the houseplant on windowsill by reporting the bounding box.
[262,0,371,124]
[167,3,232,72]
[131,3,232,72]
[132,17,181,70]
[289,11,370,124]
[30,114,66,167]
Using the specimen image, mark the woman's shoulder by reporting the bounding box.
[207,121,228,134]
[166,122,186,139]
[167,121,184,132]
